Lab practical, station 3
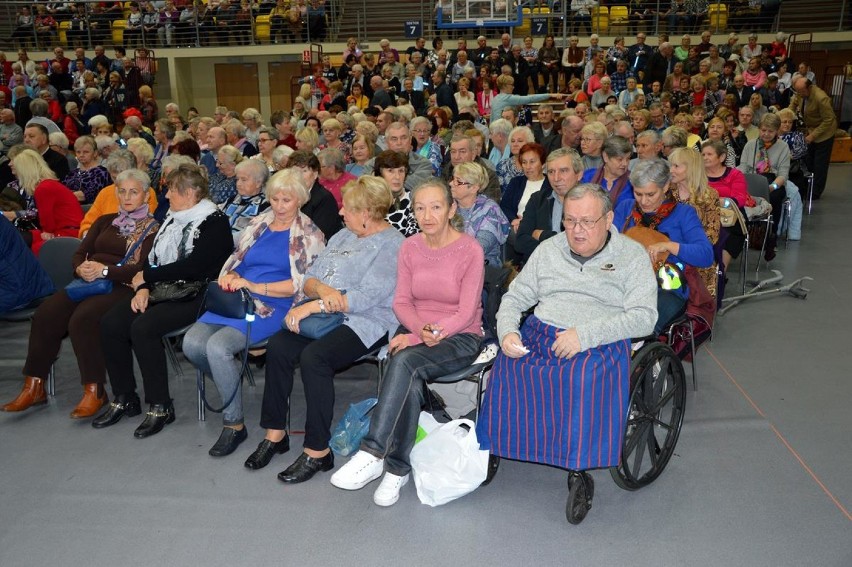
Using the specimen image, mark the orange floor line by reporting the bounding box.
[705,347,852,523]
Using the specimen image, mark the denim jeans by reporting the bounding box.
[361,333,482,477]
[183,322,248,426]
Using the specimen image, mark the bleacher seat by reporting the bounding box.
[255,15,271,43]
[112,20,127,46]
[708,3,728,32]
[609,5,629,35]
[591,6,609,34]
[59,20,71,46]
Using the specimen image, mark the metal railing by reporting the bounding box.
[1,0,849,52]
[0,0,341,51]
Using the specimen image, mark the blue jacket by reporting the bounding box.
[613,199,714,298]
[0,216,54,314]
[581,167,635,207]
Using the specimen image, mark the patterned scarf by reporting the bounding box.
[112,204,150,236]
[625,199,678,231]
[755,139,774,174]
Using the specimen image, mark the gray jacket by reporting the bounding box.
[497,226,658,351]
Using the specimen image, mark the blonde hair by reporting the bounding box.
[12,148,57,195]
[266,168,310,206]
[453,161,489,193]
[295,126,319,151]
[668,147,717,211]
[341,175,394,222]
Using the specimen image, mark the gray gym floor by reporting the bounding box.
[1,166,850,566]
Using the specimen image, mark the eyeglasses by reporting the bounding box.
[117,188,143,197]
[258,138,274,143]
[412,129,431,135]
[563,214,605,231]
[450,177,472,186]
[580,137,598,143]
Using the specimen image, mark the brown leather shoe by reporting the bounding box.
[2,377,47,412]
[70,383,108,419]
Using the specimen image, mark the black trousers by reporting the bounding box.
[101,294,204,404]
[806,137,833,198]
[260,325,385,451]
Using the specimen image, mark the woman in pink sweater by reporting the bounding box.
[330,180,485,507]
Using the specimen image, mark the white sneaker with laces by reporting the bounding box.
[330,451,384,490]
[373,472,409,507]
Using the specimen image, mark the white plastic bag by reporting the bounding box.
[409,418,489,507]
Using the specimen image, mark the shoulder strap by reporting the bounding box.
[117,219,157,266]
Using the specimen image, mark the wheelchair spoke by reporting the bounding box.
[648,382,678,415]
[628,420,651,473]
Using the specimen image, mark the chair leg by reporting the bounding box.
[47,363,56,397]
[197,369,206,421]
[164,337,183,377]
[688,319,697,391]
[807,173,814,215]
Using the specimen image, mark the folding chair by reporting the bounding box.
[743,173,773,279]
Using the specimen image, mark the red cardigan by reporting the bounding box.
[31,179,84,255]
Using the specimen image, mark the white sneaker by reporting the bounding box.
[373,472,409,507]
[330,451,384,490]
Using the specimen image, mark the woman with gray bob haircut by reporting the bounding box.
[614,158,714,335]
[183,167,325,457]
[581,135,634,206]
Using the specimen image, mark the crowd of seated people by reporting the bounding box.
[0,25,840,509]
[9,0,333,49]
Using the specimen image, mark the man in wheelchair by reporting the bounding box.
[475,181,659,521]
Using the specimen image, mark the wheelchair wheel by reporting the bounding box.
[565,471,594,525]
[610,342,687,491]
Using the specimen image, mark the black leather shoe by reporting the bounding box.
[277,451,334,484]
[133,402,176,439]
[91,394,141,429]
[209,426,248,457]
[244,437,290,470]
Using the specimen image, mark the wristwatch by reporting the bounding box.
[317,299,326,313]
[101,266,109,278]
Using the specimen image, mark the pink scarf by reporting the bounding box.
[112,204,150,236]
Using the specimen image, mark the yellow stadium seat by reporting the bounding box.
[708,3,728,32]
[516,8,532,38]
[591,6,609,35]
[255,15,270,43]
[112,20,126,46]
[59,20,71,46]
[609,5,629,35]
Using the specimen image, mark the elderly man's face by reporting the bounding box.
[385,126,411,153]
[546,154,581,199]
[450,140,473,166]
[562,192,613,258]
[24,127,48,150]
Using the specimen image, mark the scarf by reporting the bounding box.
[591,167,630,204]
[625,199,677,232]
[149,198,218,266]
[755,139,774,174]
[112,204,150,236]
[220,210,326,317]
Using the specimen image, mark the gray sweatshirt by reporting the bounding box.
[497,226,658,351]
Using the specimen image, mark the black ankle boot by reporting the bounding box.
[92,393,142,429]
[133,402,176,439]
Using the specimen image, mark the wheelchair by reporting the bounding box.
[482,323,691,526]
[564,337,687,525]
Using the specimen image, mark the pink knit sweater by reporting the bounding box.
[393,233,485,345]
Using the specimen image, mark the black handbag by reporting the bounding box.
[204,282,254,320]
[148,280,206,304]
[196,282,256,414]
[290,290,347,340]
[65,220,156,302]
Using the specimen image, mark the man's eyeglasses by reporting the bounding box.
[563,215,605,231]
